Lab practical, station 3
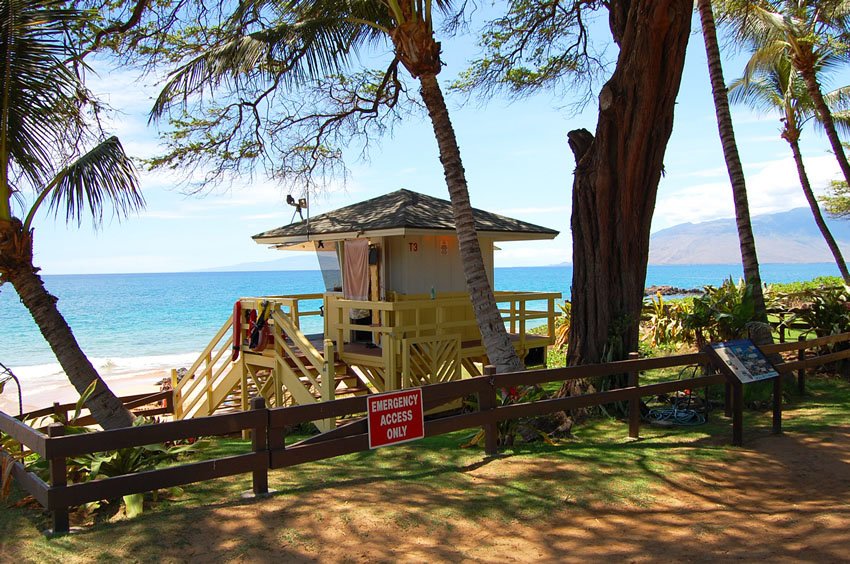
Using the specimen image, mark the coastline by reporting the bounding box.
[0,352,198,416]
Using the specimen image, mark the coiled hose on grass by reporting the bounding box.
[644,365,708,426]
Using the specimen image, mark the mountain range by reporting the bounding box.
[648,207,850,264]
[199,207,850,271]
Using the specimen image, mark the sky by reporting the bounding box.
[23,8,848,274]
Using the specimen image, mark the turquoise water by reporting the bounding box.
[0,263,839,372]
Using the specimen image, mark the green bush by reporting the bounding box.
[683,278,756,346]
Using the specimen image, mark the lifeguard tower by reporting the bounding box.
[171,190,561,430]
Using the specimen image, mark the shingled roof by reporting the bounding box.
[253,189,559,245]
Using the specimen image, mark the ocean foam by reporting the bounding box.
[6,351,202,385]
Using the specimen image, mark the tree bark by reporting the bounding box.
[698,0,767,322]
[1,222,134,428]
[787,136,850,283]
[566,0,692,367]
[418,73,524,373]
[798,62,850,191]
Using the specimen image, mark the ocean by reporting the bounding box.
[0,263,839,385]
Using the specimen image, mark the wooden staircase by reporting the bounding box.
[171,302,371,432]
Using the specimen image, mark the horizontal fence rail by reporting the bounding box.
[2,332,849,534]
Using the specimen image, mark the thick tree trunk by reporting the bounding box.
[418,73,524,373]
[566,0,691,369]
[0,221,134,428]
[798,64,850,190]
[698,0,767,322]
[788,137,850,283]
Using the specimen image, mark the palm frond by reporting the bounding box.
[728,75,786,115]
[151,12,384,121]
[0,0,87,188]
[35,137,143,229]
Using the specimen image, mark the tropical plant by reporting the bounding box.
[698,0,768,321]
[554,300,571,349]
[68,417,199,517]
[0,0,142,428]
[787,285,850,337]
[462,383,551,448]
[131,0,527,372]
[641,293,693,349]
[683,278,758,346]
[729,39,850,283]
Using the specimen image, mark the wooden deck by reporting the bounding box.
[171,291,561,428]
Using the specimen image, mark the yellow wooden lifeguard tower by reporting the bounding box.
[171,189,561,430]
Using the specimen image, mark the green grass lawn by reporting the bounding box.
[1,373,848,561]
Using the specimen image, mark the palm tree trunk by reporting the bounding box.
[417,73,524,373]
[788,137,850,283]
[798,65,850,190]
[5,242,134,428]
[698,0,767,323]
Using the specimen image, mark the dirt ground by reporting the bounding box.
[92,426,849,563]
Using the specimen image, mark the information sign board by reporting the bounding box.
[707,339,779,384]
[367,388,425,449]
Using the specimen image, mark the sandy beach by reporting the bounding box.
[0,366,171,417]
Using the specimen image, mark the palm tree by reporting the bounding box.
[0,0,143,428]
[152,0,525,372]
[697,0,768,322]
[730,0,850,191]
[729,54,850,283]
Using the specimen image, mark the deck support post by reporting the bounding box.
[627,352,641,439]
[251,397,269,496]
[322,339,336,430]
[47,423,69,535]
[481,365,499,456]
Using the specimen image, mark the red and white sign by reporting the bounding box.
[367,388,425,449]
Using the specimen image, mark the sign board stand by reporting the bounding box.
[705,339,782,446]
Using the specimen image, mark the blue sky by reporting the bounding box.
[25,10,846,274]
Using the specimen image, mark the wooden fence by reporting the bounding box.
[2,333,849,535]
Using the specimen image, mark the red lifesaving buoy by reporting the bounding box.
[231,300,242,362]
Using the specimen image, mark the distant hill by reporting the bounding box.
[199,253,320,272]
[649,207,850,264]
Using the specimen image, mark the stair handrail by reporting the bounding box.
[172,314,234,418]
[271,310,325,374]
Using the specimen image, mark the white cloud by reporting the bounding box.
[654,153,840,231]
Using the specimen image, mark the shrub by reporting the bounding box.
[683,278,756,346]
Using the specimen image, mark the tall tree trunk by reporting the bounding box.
[798,63,850,190]
[787,136,850,283]
[0,220,134,428]
[566,0,691,368]
[698,0,767,322]
[418,73,524,373]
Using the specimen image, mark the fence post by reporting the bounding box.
[480,365,498,456]
[778,313,786,344]
[171,369,181,419]
[772,372,783,435]
[52,402,67,424]
[797,335,806,396]
[627,352,641,439]
[47,423,69,534]
[250,397,269,496]
[732,381,743,447]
